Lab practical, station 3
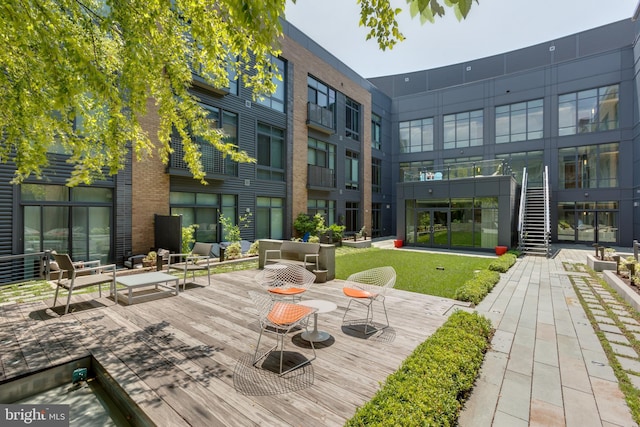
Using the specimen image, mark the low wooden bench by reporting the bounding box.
[264,241,320,271]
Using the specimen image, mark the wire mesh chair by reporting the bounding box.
[255,263,316,301]
[342,266,397,335]
[248,291,317,375]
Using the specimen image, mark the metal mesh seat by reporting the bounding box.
[342,266,397,335]
[248,291,317,375]
[255,263,316,301]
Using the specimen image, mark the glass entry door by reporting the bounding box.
[415,209,450,247]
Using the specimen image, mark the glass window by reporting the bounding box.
[372,158,382,193]
[256,197,284,239]
[21,184,68,202]
[307,75,336,109]
[558,143,618,189]
[308,137,335,170]
[308,199,336,225]
[495,99,543,143]
[443,109,483,149]
[345,202,359,233]
[345,97,360,141]
[257,123,285,181]
[169,191,231,243]
[558,84,619,136]
[345,150,359,190]
[371,113,382,150]
[256,56,285,113]
[399,118,434,153]
[71,187,112,202]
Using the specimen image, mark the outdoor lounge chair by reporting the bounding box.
[342,266,397,335]
[52,253,117,315]
[255,263,316,301]
[249,291,317,375]
[166,242,213,289]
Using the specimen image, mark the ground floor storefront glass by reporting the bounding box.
[557,201,618,244]
[405,198,499,249]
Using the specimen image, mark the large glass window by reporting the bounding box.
[372,158,382,193]
[371,113,382,150]
[496,99,543,143]
[345,150,359,190]
[371,203,382,238]
[557,201,618,243]
[496,151,543,185]
[443,109,483,149]
[256,197,284,239]
[345,202,359,233]
[345,97,360,141]
[399,118,434,153]
[256,56,285,113]
[22,185,112,263]
[558,84,619,136]
[257,123,285,181]
[308,199,336,225]
[308,137,335,169]
[170,191,221,242]
[558,143,618,189]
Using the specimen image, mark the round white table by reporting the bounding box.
[298,299,337,342]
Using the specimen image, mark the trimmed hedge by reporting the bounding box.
[345,311,493,427]
[453,270,501,305]
[488,253,517,273]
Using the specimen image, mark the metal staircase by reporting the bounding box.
[518,166,551,257]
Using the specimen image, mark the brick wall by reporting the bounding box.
[279,35,372,232]
[131,99,171,254]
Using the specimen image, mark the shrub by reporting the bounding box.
[345,311,493,426]
[224,242,242,260]
[454,270,501,305]
[247,241,259,256]
[488,253,517,272]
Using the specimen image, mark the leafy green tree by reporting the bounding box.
[0,0,475,185]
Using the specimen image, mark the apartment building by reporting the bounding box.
[7,16,638,264]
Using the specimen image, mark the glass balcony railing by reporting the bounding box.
[307,103,334,132]
[402,159,511,183]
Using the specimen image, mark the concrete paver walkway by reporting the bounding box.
[458,246,638,427]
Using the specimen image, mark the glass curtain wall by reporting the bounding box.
[557,201,618,243]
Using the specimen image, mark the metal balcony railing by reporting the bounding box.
[307,103,334,131]
[307,165,336,189]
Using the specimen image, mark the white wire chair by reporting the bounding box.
[248,291,317,375]
[254,263,316,301]
[342,266,397,335]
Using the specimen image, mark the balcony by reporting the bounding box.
[168,141,227,176]
[402,159,512,182]
[307,103,335,134]
[308,165,336,190]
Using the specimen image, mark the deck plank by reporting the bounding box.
[0,269,465,426]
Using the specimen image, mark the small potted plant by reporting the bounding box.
[142,251,157,267]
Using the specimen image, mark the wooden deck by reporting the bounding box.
[0,269,469,426]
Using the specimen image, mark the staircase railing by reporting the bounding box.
[517,167,528,251]
[543,165,550,257]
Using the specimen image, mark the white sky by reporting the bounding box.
[284,0,639,78]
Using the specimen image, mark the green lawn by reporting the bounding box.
[335,247,493,299]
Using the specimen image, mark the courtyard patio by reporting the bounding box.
[0,269,468,426]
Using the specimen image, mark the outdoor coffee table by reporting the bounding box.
[115,272,180,305]
[298,299,338,342]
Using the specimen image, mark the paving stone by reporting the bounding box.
[563,386,602,427]
[496,370,531,421]
[594,315,614,324]
[591,377,637,427]
[617,355,640,373]
[582,349,617,382]
[531,362,562,406]
[627,372,640,390]
[625,323,640,333]
[529,399,565,427]
[619,316,640,325]
[589,308,608,317]
[534,338,558,367]
[491,410,529,427]
[598,323,623,334]
[458,352,507,427]
[603,331,630,344]
[491,329,514,354]
[610,342,638,359]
